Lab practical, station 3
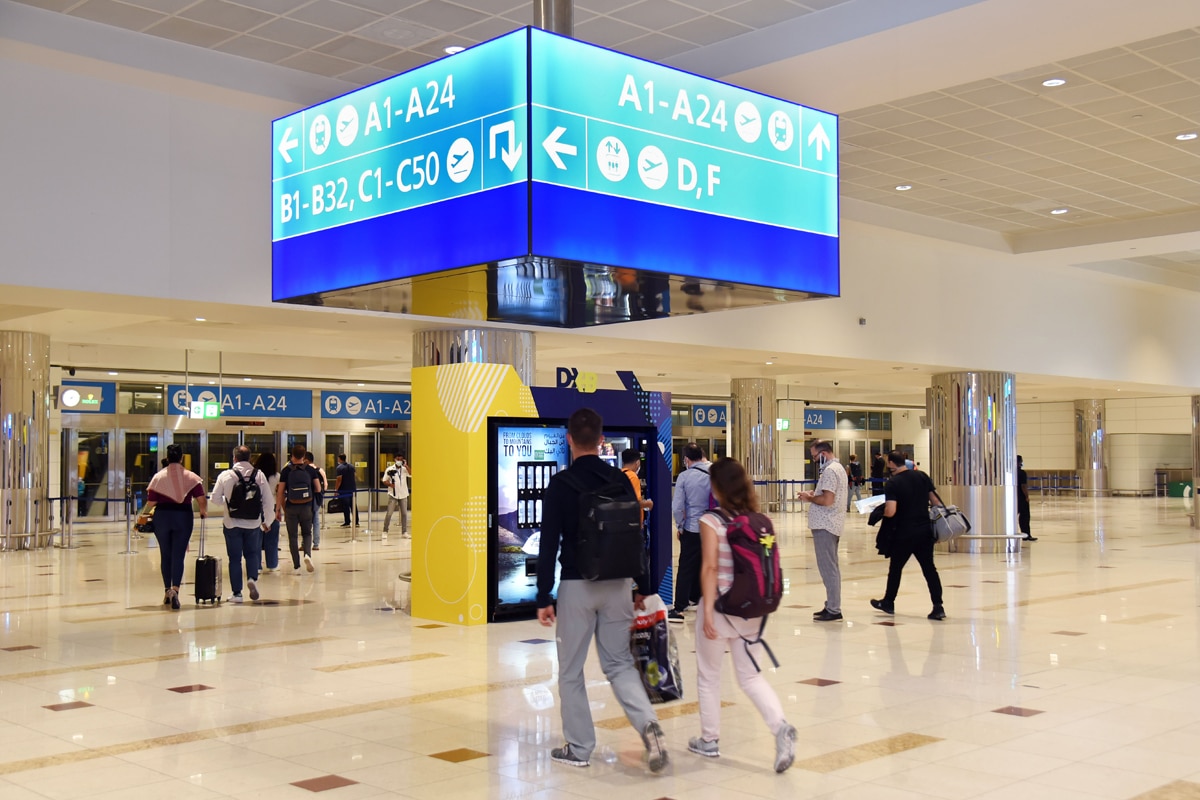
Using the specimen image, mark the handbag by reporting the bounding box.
[630,594,683,704]
[326,497,345,514]
[929,490,971,542]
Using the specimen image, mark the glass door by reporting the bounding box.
[121,431,160,511]
[349,433,374,515]
[70,430,114,520]
[206,433,239,489]
[243,431,279,468]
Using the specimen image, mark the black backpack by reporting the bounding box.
[227,468,263,520]
[563,468,646,581]
[285,465,312,504]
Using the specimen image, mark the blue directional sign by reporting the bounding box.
[167,385,313,419]
[691,404,727,428]
[272,27,839,305]
[61,381,116,414]
[803,409,835,429]
[321,391,411,420]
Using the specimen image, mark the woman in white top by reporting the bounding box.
[255,452,281,572]
[691,457,797,772]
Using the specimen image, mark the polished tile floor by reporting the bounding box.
[1,497,1199,799]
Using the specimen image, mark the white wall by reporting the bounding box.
[1109,433,1191,493]
[1106,396,1191,434]
[1017,402,1075,470]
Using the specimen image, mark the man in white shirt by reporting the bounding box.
[209,446,275,603]
[796,439,848,622]
[382,454,412,538]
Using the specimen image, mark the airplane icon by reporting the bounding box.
[451,151,468,168]
[739,115,754,125]
[642,158,662,172]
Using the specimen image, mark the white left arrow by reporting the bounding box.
[807,122,831,161]
[542,126,576,170]
[278,126,299,163]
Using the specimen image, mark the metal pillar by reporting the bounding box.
[730,378,777,508]
[534,0,573,36]
[0,332,51,551]
[928,371,1019,554]
[1075,399,1108,496]
[413,329,535,386]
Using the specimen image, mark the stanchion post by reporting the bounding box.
[119,480,137,555]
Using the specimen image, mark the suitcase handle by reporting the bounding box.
[198,515,206,559]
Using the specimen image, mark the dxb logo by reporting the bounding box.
[555,367,598,393]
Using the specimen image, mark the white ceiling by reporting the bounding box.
[4,0,1200,406]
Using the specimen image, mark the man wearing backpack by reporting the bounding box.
[536,408,668,774]
[275,444,322,575]
[303,452,327,549]
[670,442,711,623]
[209,446,274,603]
[796,440,848,622]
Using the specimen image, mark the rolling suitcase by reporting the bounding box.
[194,518,223,605]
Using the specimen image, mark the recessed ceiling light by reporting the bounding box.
[444,46,464,54]
[765,361,773,365]
[208,380,216,385]
[895,184,912,191]
[1050,208,1069,215]
[1177,132,1198,141]
[244,377,252,382]
[357,383,365,386]
[108,371,118,376]
[1042,78,1067,87]
[194,317,206,322]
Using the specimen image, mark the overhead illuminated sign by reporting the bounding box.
[691,404,727,428]
[60,381,116,414]
[168,385,313,419]
[321,391,411,420]
[272,27,838,309]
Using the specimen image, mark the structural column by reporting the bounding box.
[1193,396,1200,522]
[533,0,573,35]
[0,332,50,549]
[927,371,1017,553]
[1074,399,1108,496]
[730,378,776,507]
[413,329,535,386]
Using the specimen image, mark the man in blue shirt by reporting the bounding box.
[334,454,358,527]
[670,442,711,623]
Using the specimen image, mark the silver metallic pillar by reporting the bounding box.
[0,332,50,550]
[413,329,535,386]
[1074,399,1108,496]
[533,0,573,35]
[927,372,1018,553]
[1192,396,1200,524]
[730,378,776,508]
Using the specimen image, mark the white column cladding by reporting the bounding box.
[928,371,1018,554]
[1075,399,1108,496]
[533,0,573,35]
[412,329,535,386]
[730,378,777,507]
[0,332,51,547]
[1192,396,1200,521]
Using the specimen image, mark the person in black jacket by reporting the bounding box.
[870,452,887,496]
[537,408,668,773]
[870,451,946,620]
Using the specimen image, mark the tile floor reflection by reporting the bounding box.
[0,496,1198,798]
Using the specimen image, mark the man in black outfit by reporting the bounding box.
[870,452,887,496]
[870,450,945,620]
[334,454,358,527]
[1017,455,1036,541]
[536,408,667,773]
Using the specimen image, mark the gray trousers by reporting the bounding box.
[383,495,408,533]
[555,579,657,758]
[812,528,841,614]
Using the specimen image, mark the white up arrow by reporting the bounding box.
[489,121,523,172]
[542,126,576,170]
[278,126,299,164]
[807,121,831,161]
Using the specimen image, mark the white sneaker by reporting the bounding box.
[230,594,244,603]
[292,568,303,576]
[303,554,314,573]
[247,579,259,601]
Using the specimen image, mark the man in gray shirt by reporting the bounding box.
[797,439,848,622]
[670,442,711,623]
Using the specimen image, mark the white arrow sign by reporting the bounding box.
[488,121,523,172]
[807,121,831,161]
[278,126,299,164]
[542,126,576,170]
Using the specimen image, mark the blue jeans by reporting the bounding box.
[152,508,194,589]
[312,500,322,547]
[223,525,262,596]
[262,518,280,569]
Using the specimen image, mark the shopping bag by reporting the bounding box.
[630,594,683,704]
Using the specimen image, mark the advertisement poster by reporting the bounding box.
[494,424,569,609]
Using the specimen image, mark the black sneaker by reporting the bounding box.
[550,744,589,767]
[813,609,843,622]
[641,720,669,773]
[1023,535,1038,542]
[928,606,947,621]
[870,599,895,615]
[667,610,685,624]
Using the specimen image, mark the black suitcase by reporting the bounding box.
[194,519,223,605]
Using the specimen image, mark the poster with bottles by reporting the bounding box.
[494,424,569,610]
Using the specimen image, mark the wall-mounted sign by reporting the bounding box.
[776,418,791,431]
[272,28,839,313]
[691,404,727,428]
[321,391,411,420]
[803,408,835,429]
[555,367,598,393]
[168,385,313,419]
[60,381,116,414]
[190,401,221,419]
